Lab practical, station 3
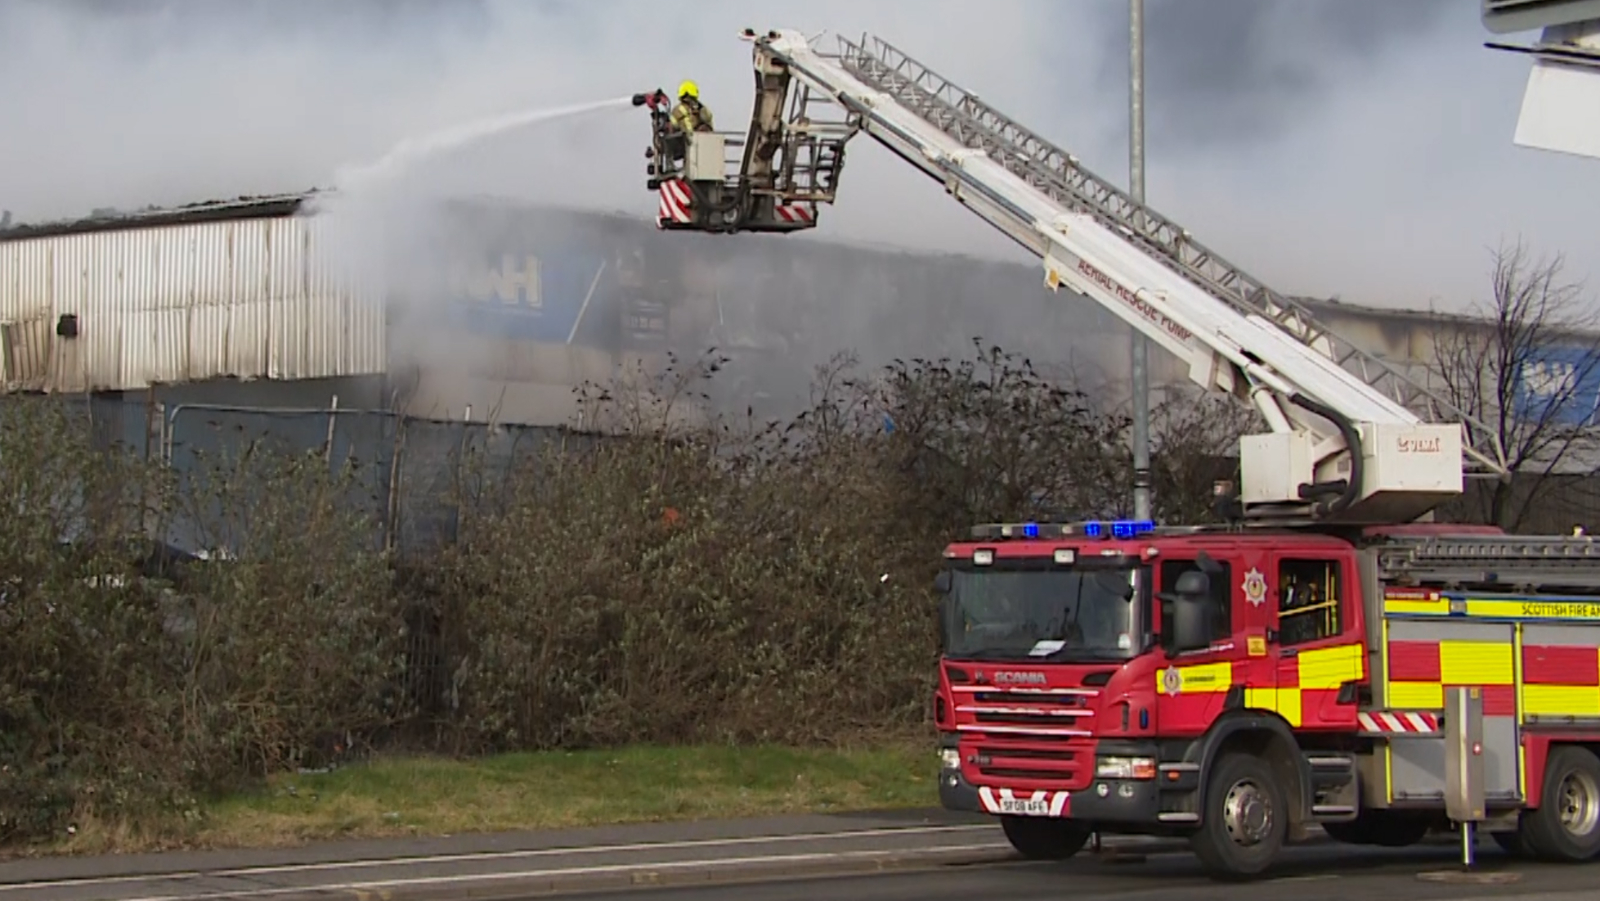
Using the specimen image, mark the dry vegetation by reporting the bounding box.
[0,341,1247,852]
[192,744,935,850]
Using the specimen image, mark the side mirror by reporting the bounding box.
[933,571,953,594]
[1168,570,1214,653]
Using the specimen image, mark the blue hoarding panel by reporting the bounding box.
[442,248,609,344]
[1512,343,1600,427]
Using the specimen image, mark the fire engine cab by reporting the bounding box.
[934,519,1600,876]
[644,28,1600,878]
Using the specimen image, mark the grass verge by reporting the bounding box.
[46,742,937,856]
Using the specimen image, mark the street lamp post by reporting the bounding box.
[1129,0,1152,521]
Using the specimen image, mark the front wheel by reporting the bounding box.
[1189,752,1286,880]
[999,816,1092,860]
[1520,746,1600,862]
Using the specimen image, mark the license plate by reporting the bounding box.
[998,797,1051,816]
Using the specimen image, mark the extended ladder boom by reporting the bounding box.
[653,29,1509,524]
[830,34,1504,479]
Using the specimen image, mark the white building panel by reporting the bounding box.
[0,215,385,392]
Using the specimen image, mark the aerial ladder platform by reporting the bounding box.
[633,29,1512,527]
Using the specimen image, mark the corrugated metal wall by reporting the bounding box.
[0,216,386,392]
[4,194,1573,412]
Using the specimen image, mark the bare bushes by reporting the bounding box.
[169,444,406,780]
[431,342,1137,752]
[0,400,170,842]
[0,402,403,844]
[2,339,1221,843]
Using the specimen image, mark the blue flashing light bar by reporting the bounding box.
[968,519,1158,541]
[1114,519,1156,539]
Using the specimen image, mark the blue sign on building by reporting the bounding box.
[442,247,611,345]
[1512,343,1600,427]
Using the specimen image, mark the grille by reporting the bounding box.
[970,742,1085,785]
[951,684,1098,788]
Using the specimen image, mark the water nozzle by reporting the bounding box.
[633,89,668,109]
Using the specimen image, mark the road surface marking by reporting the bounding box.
[0,823,1000,892]
[106,843,1013,901]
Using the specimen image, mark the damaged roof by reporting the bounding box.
[0,190,321,242]
[0,189,675,245]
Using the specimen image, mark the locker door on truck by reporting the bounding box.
[1263,552,1365,731]
[1385,615,1522,803]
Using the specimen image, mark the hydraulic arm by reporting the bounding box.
[641,29,1511,525]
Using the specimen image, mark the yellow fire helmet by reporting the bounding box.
[678,80,700,100]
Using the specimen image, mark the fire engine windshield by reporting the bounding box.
[940,560,1147,662]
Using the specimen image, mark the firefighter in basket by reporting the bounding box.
[661,80,714,170]
[670,80,714,136]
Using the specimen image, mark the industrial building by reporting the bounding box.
[2,188,1593,441]
[7,189,1600,542]
[0,189,1150,431]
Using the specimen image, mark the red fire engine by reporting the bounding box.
[638,29,1600,878]
[932,520,1600,876]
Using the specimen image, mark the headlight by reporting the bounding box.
[1096,756,1156,780]
[940,749,961,770]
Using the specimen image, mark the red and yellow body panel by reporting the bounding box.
[1522,643,1600,717]
[1376,588,1600,807]
[1154,643,1366,732]
[1386,635,1516,715]
[1381,588,1600,717]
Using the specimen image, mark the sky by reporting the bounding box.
[1,0,1596,314]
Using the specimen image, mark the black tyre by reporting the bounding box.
[1491,829,1528,857]
[1520,746,1600,862]
[999,816,1092,860]
[1367,811,1432,847]
[1189,752,1287,879]
[1320,811,1428,847]
[1321,820,1369,845]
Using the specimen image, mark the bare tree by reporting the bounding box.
[1144,385,1264,524]
[1432,240,1600,532]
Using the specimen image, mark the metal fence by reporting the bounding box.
[23,392,1600,548]
[146,398,603,721]
[56,393,591,557]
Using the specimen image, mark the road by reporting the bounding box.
[2,809,1594,901]
[566,842,1597,901]
[0,809,1002,901]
